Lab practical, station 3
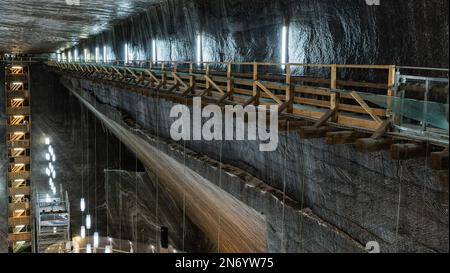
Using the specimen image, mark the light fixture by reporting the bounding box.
[196,34,202,64]
[152,40,157,63]
[52,154,56,162]
[103,45,107,62]
[52,171,56,179]
[124,43,129,64]
[45,153,50,161]
[48,145,53,154]
[80,226,86,238]
[86,243,92,253]
[53,227,57,234]
[93,232,99,248]
[44,137,50,145]
[84,48,88,61]
[281,25,288,69]
[45,168,51,176]
[104,245,112,253]
[80,198,85,212]
[95,47,100,63]
[51,186,56,195]
[86,214,91,229]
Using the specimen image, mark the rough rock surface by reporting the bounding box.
[104,170,212,252]
[77,0,448,68]
[70,76,448,253]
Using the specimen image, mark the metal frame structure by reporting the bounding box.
[4,63,33,253]
[36,191,70,253]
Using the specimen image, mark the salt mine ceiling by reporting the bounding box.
[0,0,162,53]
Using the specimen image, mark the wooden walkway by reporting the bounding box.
[47,60,449,169]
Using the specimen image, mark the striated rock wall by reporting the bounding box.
[104,170,213,252]
[0,67,7,252]
[77,0,449,68]
[68,76,448,253]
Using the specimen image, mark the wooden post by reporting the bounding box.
[161,62,167,89]
[285,64,294,113]
[205,63,211,96]
[330,64,337,89]
[386,65,396,118]
[253,62,259,106]
[188,62,195,95]
[227,62,234,101]
[330,64,339,122]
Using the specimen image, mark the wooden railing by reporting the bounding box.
[50,60,400,131]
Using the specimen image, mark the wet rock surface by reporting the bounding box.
[0,0,163,52]
[104,170,211,252]
[71,76,448,253]
[78,0,447,68]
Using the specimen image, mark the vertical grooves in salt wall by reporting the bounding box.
[76,0,448,67]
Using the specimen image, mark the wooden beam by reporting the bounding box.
[278,120,309,132]
[371,119,391,139]
[431,148,449,170]
[200,86,213,97]
[313,109,337,128]
[144,70,161,84]
[125,68,139,79]
[243,95,258,107]
[217,89,235,104]
[278,101,290,114]
[390,143,426,160]
[205,75,225,95]
[350,91,383,125]
[356,138,393,153]
[330,92,340,122]
[326,131,368,145]
[330,65,337,89]
[255,81,283,105]
[299,126,335,139]
[386,65,396,117]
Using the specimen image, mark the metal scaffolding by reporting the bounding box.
[36,192,70,253]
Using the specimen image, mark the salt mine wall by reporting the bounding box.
[104,170,213,252]
[76,0,449,68]
[1,65,209,253]
[59,74,448,253]
[1,0,448,254]
[0,68,8,252]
